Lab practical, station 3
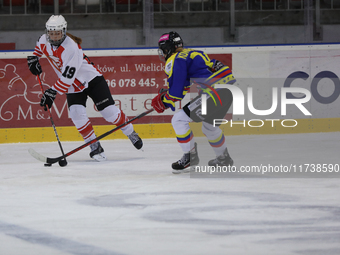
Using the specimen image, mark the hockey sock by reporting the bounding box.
[69,105,97,144]
[175,129,194,153]
[202,121,227,156]
[77,120,97,143]
[100,105,133,136]
[172,109,195,153]
[113,111,133,136]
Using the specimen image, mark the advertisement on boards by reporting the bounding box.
[0,53,232,129]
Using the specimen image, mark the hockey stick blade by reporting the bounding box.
[28,108,154,164]
[28,148,48,163]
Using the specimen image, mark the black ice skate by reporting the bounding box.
[90,142,107,162]
[128,131,143,150]
[208,148,233,167]
[172,142,199,174]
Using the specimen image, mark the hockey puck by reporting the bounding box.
[44,163,52,167]
[58,159,68,167]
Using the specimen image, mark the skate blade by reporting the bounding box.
[172,168,191,174]
[91,153,107,162]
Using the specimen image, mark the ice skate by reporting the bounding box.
[172,143,199,174]
[128,131,143,150]
[89,142,107,161]
[208,148,233,167]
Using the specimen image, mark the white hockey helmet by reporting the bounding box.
[45,15,67,46]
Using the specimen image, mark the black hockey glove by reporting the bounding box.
[40,88,57,111]
[211,60,225,72]
[27,56,42,75]
[159,88,168,94]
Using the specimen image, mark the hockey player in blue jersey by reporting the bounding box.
[151,31,235,174]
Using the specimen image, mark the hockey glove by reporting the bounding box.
[158,88,168,94]
[27,56,42,75]
[151,90,168,113]
[211,60,225,72]
[40,88,57,111]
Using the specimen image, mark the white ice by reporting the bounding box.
[0,132,340,255]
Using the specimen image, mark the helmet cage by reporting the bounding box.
[46,15,67,46]
[157,48,166,62]
[158,32,183,62]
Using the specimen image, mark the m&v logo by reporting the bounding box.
[198,84,222,115]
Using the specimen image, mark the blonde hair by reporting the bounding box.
[67,32,82,45]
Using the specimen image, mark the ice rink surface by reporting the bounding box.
[0,132,340,255]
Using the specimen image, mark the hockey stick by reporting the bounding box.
[37,75,68,167]
[28,108,154,165]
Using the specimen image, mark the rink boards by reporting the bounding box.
[0,44,339,143]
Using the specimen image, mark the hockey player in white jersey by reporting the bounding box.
[27,15,143,161]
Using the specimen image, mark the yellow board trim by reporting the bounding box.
[1,118,339,143]
[0,123,175,143]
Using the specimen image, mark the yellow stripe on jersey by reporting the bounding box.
[190,51,213,68]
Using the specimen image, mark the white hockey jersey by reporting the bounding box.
[33,34,102,94]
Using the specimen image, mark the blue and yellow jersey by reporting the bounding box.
[162,48,235,111]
